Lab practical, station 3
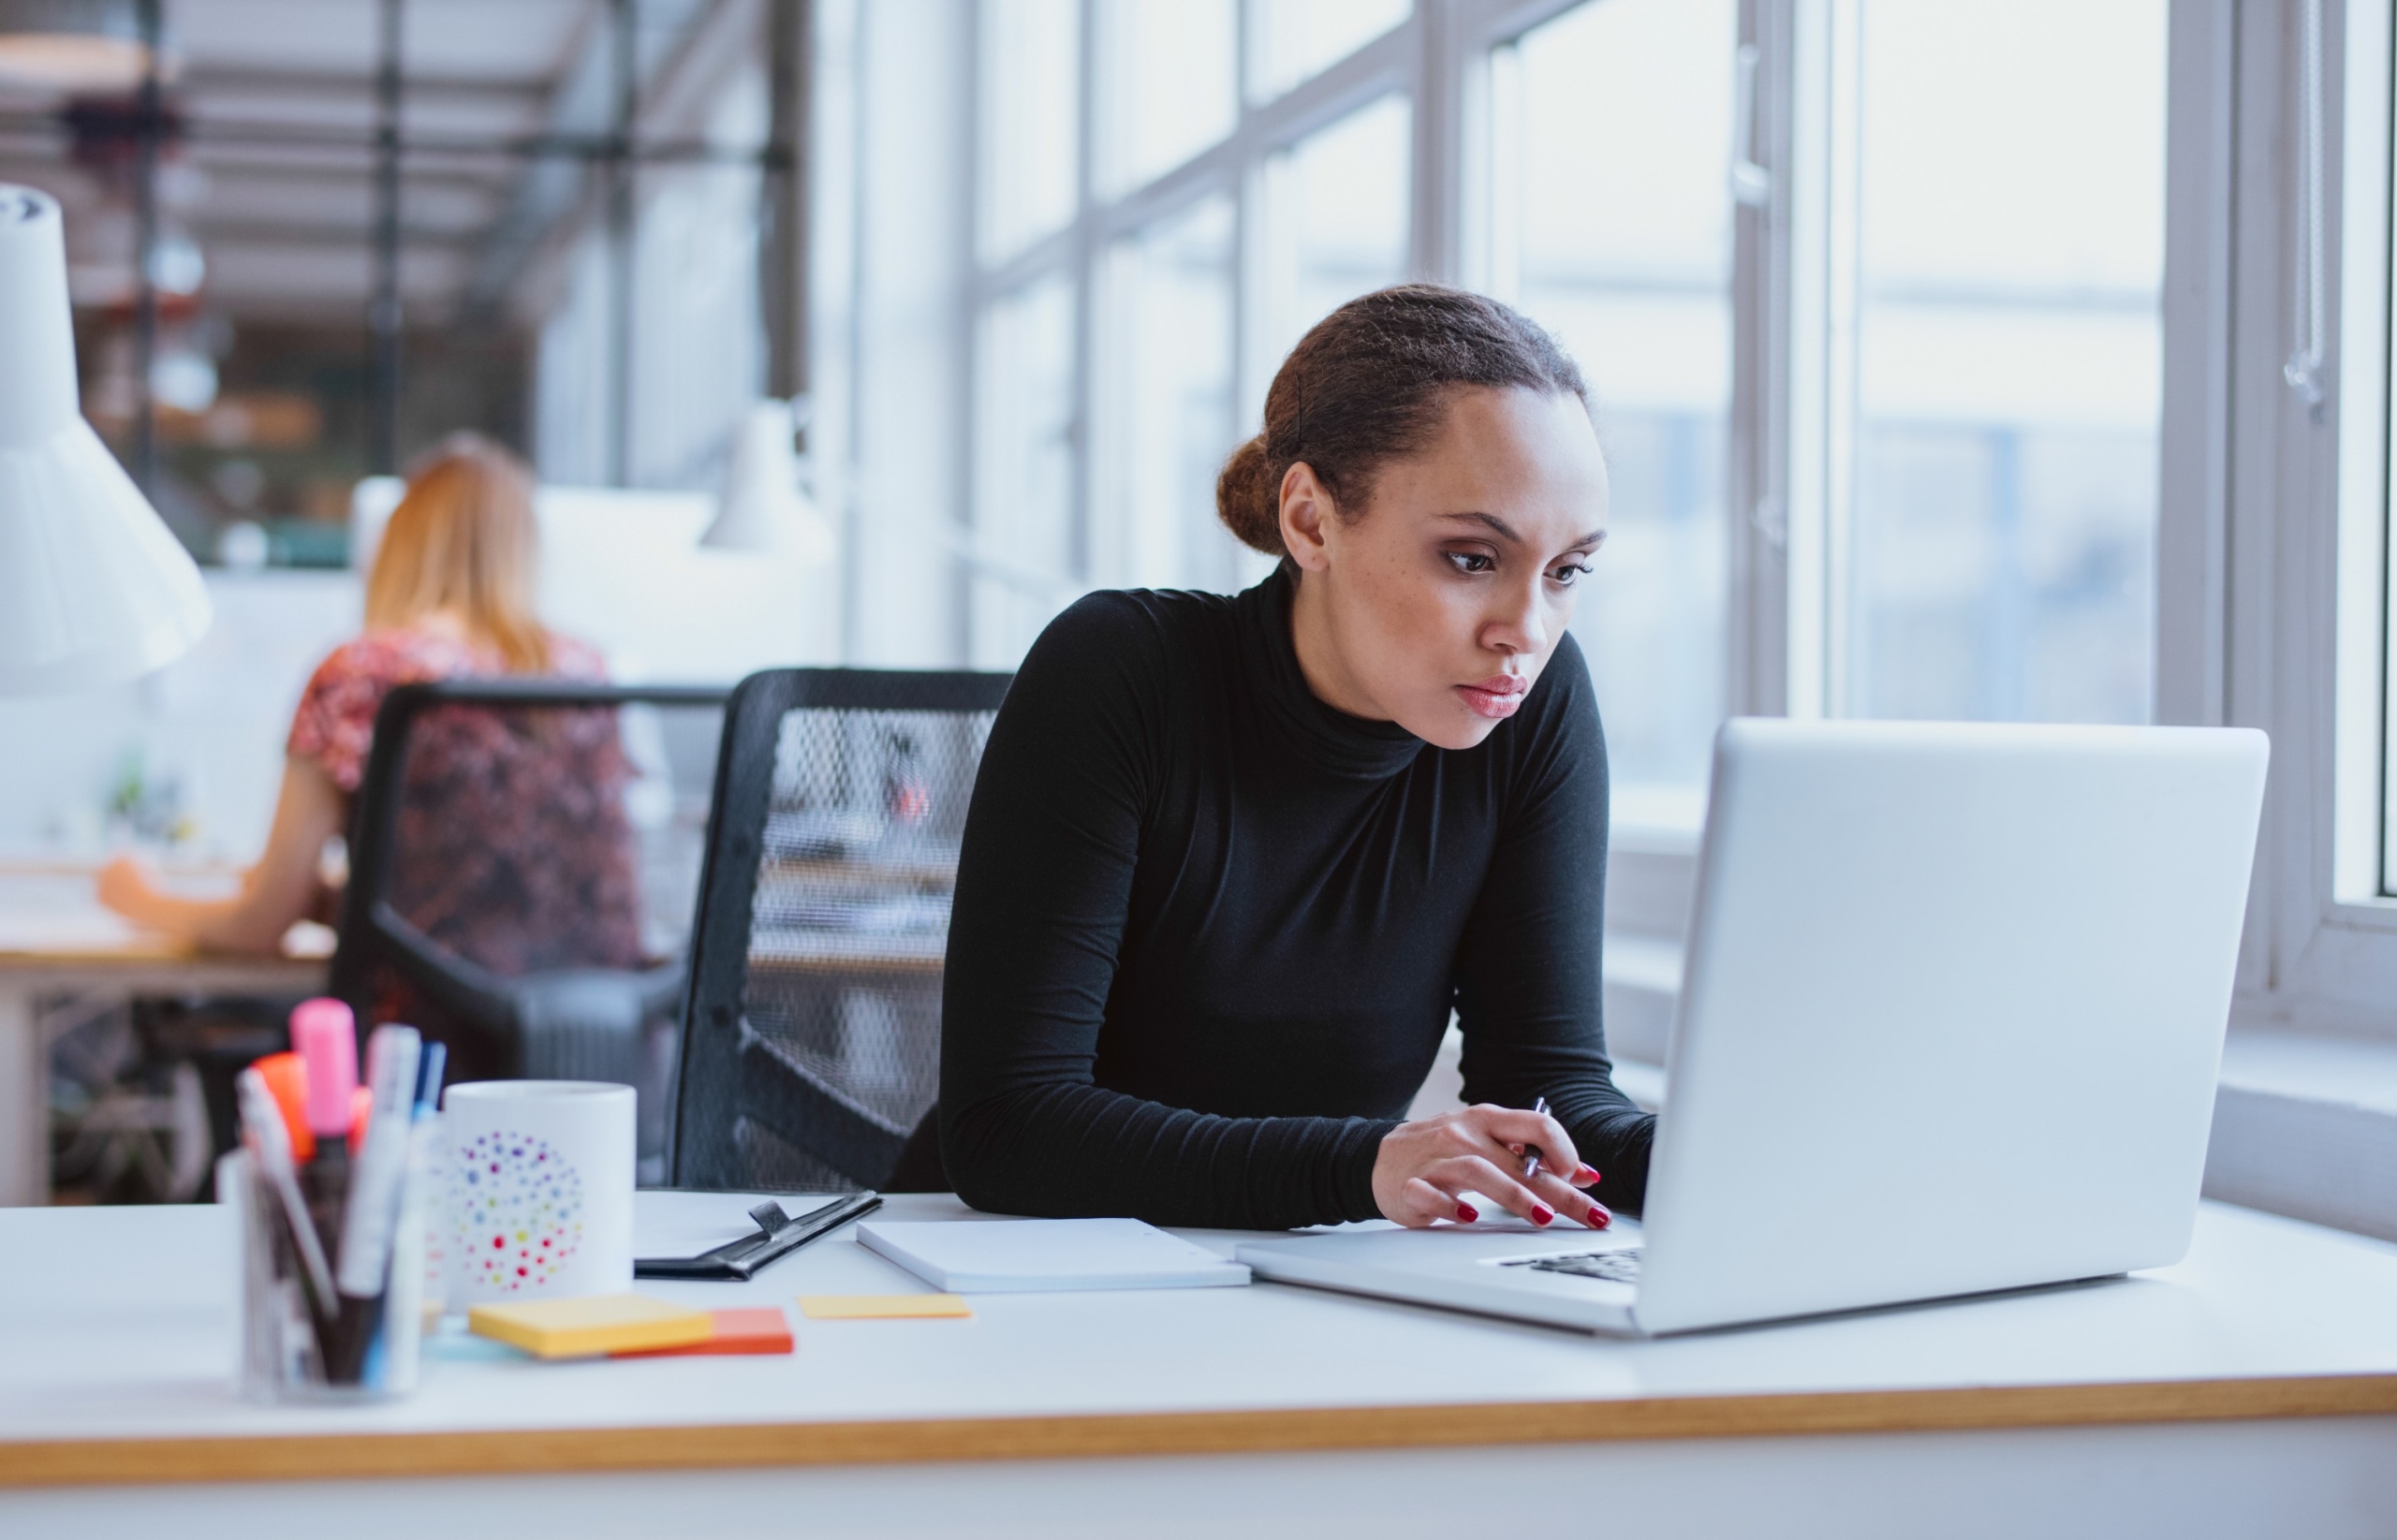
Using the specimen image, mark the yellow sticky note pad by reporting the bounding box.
[798,1294,973,1320]
[470,1294,714,1359]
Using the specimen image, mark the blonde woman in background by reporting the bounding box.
[98,434,615,963]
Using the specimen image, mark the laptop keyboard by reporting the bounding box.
[1499,1248,1642,1283]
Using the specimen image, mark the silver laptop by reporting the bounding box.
[1237,719,2270,1336]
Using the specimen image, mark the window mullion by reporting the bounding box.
[958,0,988,667]
[1234,0,1263,430]
[2331,0,2392,901]
[1069,0,1100,587]
[1414,1,1457,284]
[1777,0,1860,722]
[2154,0,2239,737]
[1729,0,1791,719]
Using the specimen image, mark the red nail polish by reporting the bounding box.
[1457,1203,1479,1223]
[1587,1202,1611,1229]
[1532,1203,1554,1225]
[1578,1164,1603,1185]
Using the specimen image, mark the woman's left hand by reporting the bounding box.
[1371,1103,1611,1230]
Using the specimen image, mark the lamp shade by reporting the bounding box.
[701,398,834,564]
[0,0,152,93]
[0,184,209,697]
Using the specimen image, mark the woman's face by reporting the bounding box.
[1280,386,1610,752]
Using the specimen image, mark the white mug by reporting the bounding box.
[442,1081,636,1305]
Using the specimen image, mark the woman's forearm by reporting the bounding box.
[104,870,307,954]
[160,884,307,953]
[940,1080,1395,1230]
[97,755,347,956]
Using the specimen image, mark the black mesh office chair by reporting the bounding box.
[329,680,728,1181]
[669,668,1010,1194]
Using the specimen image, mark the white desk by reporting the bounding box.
[0,867,326,1206]
[4,1194,2397,1538]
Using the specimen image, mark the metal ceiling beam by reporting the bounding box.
[760,0,807,403]
[190,220,478,248]
[175,156,505,191]
[181,66,551,108]
[459,0,724,316]
[370,0,402,473]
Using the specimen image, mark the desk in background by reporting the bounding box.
[0,863,325,1206]
[4,1193,2397,1538]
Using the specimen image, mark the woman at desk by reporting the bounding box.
[96,437,630,1014]
[941,286,1644,1233]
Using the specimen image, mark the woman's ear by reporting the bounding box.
[1279,462,1335,572]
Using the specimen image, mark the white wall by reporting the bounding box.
[0,570,360,860]
[536,487,838,681]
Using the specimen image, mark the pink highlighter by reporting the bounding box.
[289,998,359,1256]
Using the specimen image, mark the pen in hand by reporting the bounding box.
[1521,1095,1551,1182]
[1521,1095,1610,1229]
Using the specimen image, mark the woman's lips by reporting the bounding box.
[1456,675,1527,720]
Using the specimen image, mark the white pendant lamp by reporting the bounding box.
[701,398,834,565]
[0,184,210,697]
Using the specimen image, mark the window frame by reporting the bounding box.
[962,2,1426,612]
[2214,0,2397,1038]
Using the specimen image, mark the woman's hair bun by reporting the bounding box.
[1214,433,1284,555]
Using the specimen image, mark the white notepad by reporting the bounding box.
[856,1218,1253,1293]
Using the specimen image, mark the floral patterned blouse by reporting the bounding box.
[287,627,608,796]
[288,626,647,1077]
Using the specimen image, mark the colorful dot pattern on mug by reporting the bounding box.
[454,1131,583,1290]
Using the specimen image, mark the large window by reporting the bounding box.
[1832,0,2165,726]
[827,0,2175,847]
[919,0,2173,826]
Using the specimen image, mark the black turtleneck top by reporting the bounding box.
[938,566,1655,1231]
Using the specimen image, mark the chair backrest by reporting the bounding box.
[331,680,728,1179]
[670,667,1010,1193]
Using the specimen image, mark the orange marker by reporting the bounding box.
[250,1052,316,1163]
[346,1083,373,1158]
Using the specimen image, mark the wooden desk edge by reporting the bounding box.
[7,1375,2397,1489]
[0,952,328,975]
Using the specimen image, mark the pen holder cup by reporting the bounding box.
[225,1136,436,1403]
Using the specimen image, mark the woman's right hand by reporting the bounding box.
[1372,1104,1610,1230]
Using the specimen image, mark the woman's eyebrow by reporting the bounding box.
[1439,511,1525,543]
[1437,511,1606,550]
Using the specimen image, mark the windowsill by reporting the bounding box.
[1601,933,1683,1068]
[2317,893,2397,935]
[1610,1058,1667,1112]
[1610,820,1702,859]
[2208,1023,2397,1243]
[1588,946,2397,1245]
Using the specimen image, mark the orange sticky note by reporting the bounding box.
[798,1294,972,1320]
[615,1308,795,1357]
